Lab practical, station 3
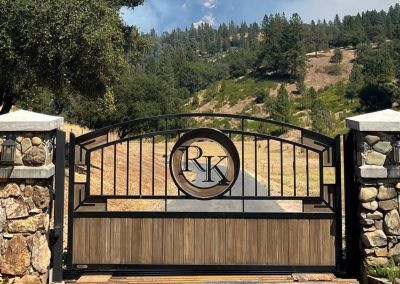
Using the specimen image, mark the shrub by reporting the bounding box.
[366,258,400,282]
[325,64,342,75]
[330,48,343,63]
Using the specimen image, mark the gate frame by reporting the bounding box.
[60,113,344,277]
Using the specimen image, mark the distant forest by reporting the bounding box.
[2,1,399,132]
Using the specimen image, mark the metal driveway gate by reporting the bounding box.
[62,113,342,275]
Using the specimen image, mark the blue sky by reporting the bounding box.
[121,0,399,34]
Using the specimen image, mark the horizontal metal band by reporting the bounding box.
[72,211,336,219]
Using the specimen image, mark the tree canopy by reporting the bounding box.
[0,0,146,114]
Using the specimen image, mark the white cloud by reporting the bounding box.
[200,0,217,9]
[193,14,217,28]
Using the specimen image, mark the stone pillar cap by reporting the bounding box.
[0,110,64,131]
[346,109,400,131]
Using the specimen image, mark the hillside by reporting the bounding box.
[189,48,358,136]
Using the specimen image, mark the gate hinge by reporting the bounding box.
[49,226,62,243]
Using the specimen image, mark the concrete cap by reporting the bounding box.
[346,109,400,131]
[0,110,64,131]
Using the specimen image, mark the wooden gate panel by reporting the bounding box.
[72,217,335,266]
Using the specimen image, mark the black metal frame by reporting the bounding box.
[52,130,66,282]
[64,113,343,276]
[65,264,337,278]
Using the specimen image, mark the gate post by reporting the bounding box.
[345,109,400,280]
[0,110,64,283]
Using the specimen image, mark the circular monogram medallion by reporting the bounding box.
[170,128,240,199]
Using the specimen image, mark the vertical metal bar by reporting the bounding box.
[85,151,91,198]
[165,119,168,211]
[177,132,181,196]
[267,139,270,196]
[100,148,104,195]
[113,144,117,195]
[139,138,143,196]
[319,153,324,199]
[293,145,296,197]
[152,136,155,196]
[241,119,244,212]
[306,149,309,196]
[228,131,233,196]
[344,131,359,277]
[334,134,343,272]
[66,133,75,269]
[53,130,65,282]
[126,141,129,195]
[280,141,283,196]
[254,136,257,196]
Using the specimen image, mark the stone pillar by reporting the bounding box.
[346,109,400,275]
[0,110,63,283]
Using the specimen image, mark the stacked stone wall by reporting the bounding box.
[357,133,400,268]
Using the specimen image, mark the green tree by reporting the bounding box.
[330,48,343,63]
[311,100,332,135]
[359,82,397,111]
[301,87,318,109]
[260,13,306,79]
[309,20,329,57]
[270,85,293,124]
[260,13,288,75]
[285,13,307,80]
[345,64,364,102]
[255,89,270,104]
[76,73,184,131]
[0,0,146,114]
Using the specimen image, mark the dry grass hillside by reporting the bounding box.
[192,48,356,117]
[305,48,355,90]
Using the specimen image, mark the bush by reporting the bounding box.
[330,48,343,63]
[255,89,269,104]
[325,64,342,75]
[366,258,400,282]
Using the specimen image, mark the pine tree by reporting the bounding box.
[311,100,332,135]
[285,13,307,80]
[309,20,329,57]
[271,85,293,123]
[345,64,364,102]
[330,48,343,63]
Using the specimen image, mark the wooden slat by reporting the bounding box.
[140,218,153,264]
[246,219,258,264]
[152,218,163,264]
[309,219,323,265]
[173,218,184,264]
[257,219,269,264]
[89,218,110,264]
[121,218,132,263]
[277,219,289,265]
[163,218,174,263]
[110,219,122,264]
[298,219,310,265]
[204,219,225,264]
[268,219,279,264]
[194,219,205,264]
[130,219,142,263]
[288,219,300,265]
[183,218,195,264]
[73,218,90,264]
[226,219,246,264]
